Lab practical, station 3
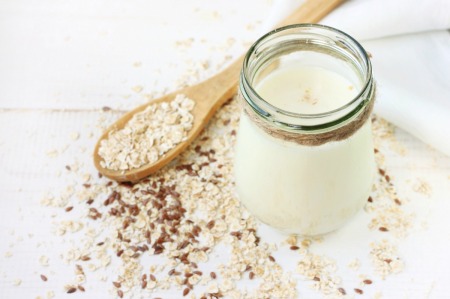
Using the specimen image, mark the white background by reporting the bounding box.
[1,1,450,298]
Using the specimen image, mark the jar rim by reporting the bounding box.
[241,23,373,123]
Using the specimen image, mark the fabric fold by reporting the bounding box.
[260,0,450,156]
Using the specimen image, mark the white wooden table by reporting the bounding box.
[1,1,449,298]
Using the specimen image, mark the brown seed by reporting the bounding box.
[67,287,77,294]
[141,280,147,289]
[117,290,124,298]
[379,227,389,232]
[230,231,242,239]
[368,196,373,203]
[210,272,217,279]
[77,285,85,292]
[354,288,363,295]
[65,165,71,171]
[183,288,190,296]
[86,199,94,205]
[290,245,299,250]
[313,276,320,281]
[363,279,373,285]
[249,272,255,280]
[102,106,111,112]
[113,281,121,288]
[338,288,346,295]
[193,270,202,276]
[394,198,402,205]
[269,255,275,262]
[384,259,392,264]
[80,255,91,261]
[206,220,215,229]
[40,274,48,282]
[150,274,156,281]
[65,206,73,212]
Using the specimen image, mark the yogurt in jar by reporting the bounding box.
[235,57,375,235]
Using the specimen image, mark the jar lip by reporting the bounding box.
[242,23,372,120]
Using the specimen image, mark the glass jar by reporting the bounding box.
[234,24,375,236]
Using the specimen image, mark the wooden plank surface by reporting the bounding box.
[1,1,449,298]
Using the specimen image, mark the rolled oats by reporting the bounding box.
[99,94,195,171]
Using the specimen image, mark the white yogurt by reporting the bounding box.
[235,64,375,235]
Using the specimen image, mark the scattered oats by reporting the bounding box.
[301,239,311,248]
[286,235,297,246]
[207,282,219,293]
[70,132,80,141]
[99,94,195,171]
[4,251,13,258]
[246,23,255,31]
[131,85,144,93]
[39,255,50,267]
[296,253,341,295]
[412,178,432,197]
[374,291,383,299]
[46,149,59,158]
[56,220,84,235]
[13,278,22,286]
[46,291,55,299]
[133,61,142,68]
[40,94,413,298]
[370,239,404,279]
[365,142,413,237]
[347,258,361,271]
[175,38,195,49]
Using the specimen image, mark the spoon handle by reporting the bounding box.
[196,0,345,111]
[277,0,344,28]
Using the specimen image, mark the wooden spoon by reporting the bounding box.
[94,0,344,182]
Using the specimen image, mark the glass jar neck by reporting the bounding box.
[239,24,374,134]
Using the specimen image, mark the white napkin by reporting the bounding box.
[262,0,450,156]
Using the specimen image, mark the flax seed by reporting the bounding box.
[67,287,77,294]
[338,288,346,295]
[363,279,373,285]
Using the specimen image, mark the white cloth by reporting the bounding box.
[262,0,450,156]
